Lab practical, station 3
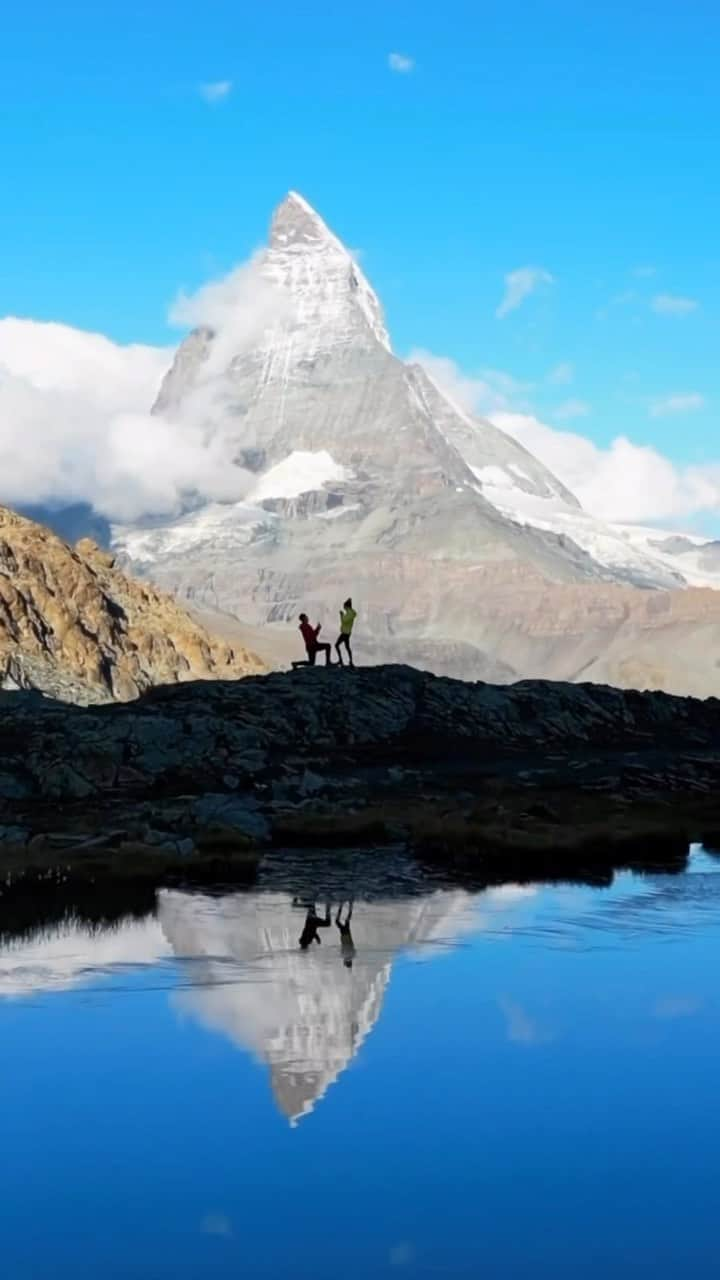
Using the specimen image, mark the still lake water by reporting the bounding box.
[2,846,720,1278]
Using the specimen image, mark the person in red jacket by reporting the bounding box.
[292,612,332,668]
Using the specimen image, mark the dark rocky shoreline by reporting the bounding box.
[1,665,719,890]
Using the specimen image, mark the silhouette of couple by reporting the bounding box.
[292,598,357,669]
[296,900,356,968]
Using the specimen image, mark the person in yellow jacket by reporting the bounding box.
[335,597,357,667]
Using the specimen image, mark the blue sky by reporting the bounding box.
[0,0,718,476]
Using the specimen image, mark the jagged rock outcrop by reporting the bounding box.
[0,506,264,704]
[0,666,719,866]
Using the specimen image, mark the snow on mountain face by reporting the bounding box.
[249,450,349,502]
[472,473,689,590]
[465,450,720,592]
[153,191,391,436]
[150,193,573,512]
[264,191,391,354]
[613,526,720,590]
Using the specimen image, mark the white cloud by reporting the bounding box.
[492,410,720,523]
[410,351,506,414]
[547,361,573,385]
[388,52,414,73]
[553,398,590,421]
[408,349,531,415]
[199,80,233,103]
[0,317,170,402]
[0,916,169,998]
[651,293,698,316]
[169,251,287,378]
[650,393,705,418]
[496,266,553,318]
[0,319,174,520]
[420,351,720,524]
[0,255,287,522]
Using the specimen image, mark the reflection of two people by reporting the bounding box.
[295,898,356,967]
[297,902,332,949]
[335,902,355,969]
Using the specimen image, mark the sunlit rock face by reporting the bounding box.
[0,505,264,704]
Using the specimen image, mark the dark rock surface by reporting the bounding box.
[1,665,720,879]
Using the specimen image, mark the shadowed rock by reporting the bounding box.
[0,666,717,874]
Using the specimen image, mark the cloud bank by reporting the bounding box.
[408,349,526,415]
[413,351,720,524]
[492,412,720,522]
[2,267,716,533]
[0,256,284,522]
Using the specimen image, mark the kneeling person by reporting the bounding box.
[292,613,332,668]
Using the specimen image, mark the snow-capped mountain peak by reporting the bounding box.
[116,190,720,693]
[270,190,344,249]
[262,190,391,353]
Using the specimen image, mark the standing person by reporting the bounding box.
[334,598,357,668]
[292,613,332,668]
[335,901,356,969]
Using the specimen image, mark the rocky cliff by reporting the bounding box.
[0,506,264,703]
[1,666,719,873]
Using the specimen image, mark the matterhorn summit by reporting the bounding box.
[151,192,573,503]
[115,192,720,690]
[265,190,391,352]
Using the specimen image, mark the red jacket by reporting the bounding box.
[299,619,320,650]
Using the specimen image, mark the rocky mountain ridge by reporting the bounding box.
[0,506,264,703]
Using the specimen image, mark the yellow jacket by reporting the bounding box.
[339,606,357,636]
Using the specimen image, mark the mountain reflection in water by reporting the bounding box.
[159,888,481,1123]
[0,882,489,1123]
[2,848,720,1280]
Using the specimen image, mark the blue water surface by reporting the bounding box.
[1,848,719,1279]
